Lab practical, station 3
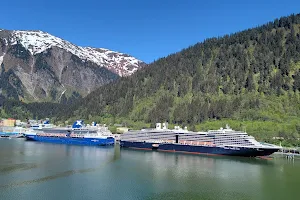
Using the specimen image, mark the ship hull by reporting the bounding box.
[25,135,114,146]
[120,141,279,157]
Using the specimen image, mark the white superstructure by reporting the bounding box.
[121,123,281,149]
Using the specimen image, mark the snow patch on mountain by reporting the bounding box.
[10,30,143,76]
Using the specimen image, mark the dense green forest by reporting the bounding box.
[2,14,300,146]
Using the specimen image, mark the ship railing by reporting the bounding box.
[69,134,84,138]
[37,133,66,137]
[123,135,175,141]
[177,140,216,146]
[130,139,217,147]
[160,140,175,144]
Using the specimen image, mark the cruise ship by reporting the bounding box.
[29,119,56,130]
[0,126,27,138]
[24,120,115,146]
[120,123,281,157]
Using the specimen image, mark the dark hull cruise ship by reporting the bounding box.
[120,123,281,157]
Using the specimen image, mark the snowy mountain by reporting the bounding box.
[8,30,144,76]
[0,29,146,102]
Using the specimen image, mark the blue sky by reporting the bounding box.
[1,0,299,63]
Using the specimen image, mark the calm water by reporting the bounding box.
[0,139,299,200]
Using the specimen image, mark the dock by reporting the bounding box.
[271,147,300,160]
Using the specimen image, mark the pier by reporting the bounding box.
[271,147,300,160]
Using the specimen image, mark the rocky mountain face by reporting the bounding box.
[0,29,145,102]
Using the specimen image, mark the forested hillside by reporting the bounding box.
[63,14,300,143]
[3,14,300,145]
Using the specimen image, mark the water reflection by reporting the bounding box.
[0,163,38,174]
[120,148,276,199]
[0,140,299,200]
[0,140,117,189]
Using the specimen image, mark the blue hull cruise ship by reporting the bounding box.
[24,120,115,146]
[0,127,27,138]
[120,123,281,157]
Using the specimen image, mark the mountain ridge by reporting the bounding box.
[0,29,146,102]
[1,29,144,76]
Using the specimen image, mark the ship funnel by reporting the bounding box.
[156,123,161,130]
[72,120,84,129]
[162,122,168,129]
